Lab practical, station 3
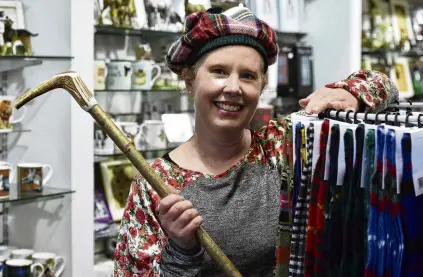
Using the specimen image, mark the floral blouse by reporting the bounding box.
[113,70,398,276]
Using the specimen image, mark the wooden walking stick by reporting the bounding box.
[14,71,242,277]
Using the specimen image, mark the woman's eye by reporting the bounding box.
[212,68,225,75]
[241,73,255,80]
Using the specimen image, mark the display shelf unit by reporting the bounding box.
[0,56,74,73]
[94,25,182,39]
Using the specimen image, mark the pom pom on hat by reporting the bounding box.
[165,6,279,74]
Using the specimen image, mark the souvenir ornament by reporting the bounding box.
[14,71,243,277]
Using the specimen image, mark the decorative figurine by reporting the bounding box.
[1,17,38,56]
[98,0,137,28]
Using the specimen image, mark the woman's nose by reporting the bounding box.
[223,74,241,95]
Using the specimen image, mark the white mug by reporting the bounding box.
[0,96,27,133]
[33,252,65,276]
[105,61,132,90]
[136,120,167,150]
[11,249,34,259]
[17,163,53,192]
[114,121,141,152]
[131,61,161,90]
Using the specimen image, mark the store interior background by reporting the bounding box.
[1,0,422,276]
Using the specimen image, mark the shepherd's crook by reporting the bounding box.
[14,71,242,277]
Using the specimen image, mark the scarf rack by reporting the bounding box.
[318,108,423,127]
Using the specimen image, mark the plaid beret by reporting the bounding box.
[165,6,279,74]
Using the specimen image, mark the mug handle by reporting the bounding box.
[150,65,162,85]
[54,256,65,276]
[31,262,44,277]
[42,164,53,185]
[10,106,27,124]
[7,163,14,184]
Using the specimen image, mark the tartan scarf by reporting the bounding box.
[292,122,303,220]
[304,119,330,277]
[339,128,355,277]
[386,129,404,277]
[375,126,387,277]
[276,121,292,277]
[326,124,343,277]
[289,123,314,277]
[365,129,377,277]
[352,124,366,277]
[400,133,423,277]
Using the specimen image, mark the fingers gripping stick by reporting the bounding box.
[14,71,242,277]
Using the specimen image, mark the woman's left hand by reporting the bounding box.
[298,87,360,114]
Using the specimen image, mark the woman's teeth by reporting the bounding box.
[215,102,242,112]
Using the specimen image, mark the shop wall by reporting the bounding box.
[303,0,362,88]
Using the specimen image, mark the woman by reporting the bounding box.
[114,6,398,277]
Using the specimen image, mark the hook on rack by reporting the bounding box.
[364,110,371,124]
[375,111,384,125]
[406,100,413,114]
[353,110,360,124]
[405,113,413,127]
[394,113,400,126]
[345,110,354,124]
[335,110,343,121]
[385,112,391,125]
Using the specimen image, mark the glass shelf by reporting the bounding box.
[0,129,31,134]
[94,25,182,39]
[275,31,307,44]
[0,56,73,73]
[0,187,75,204]
[362,48,423,58]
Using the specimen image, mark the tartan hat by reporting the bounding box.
[165,6,279,74]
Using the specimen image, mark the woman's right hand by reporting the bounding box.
[156,190,203,250]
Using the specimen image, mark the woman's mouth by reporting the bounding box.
[214,102,243,112]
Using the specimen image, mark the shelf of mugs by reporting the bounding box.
[0,187,75,205]
[94,25,182,39]
[94,146,177,158]
[362,47,423,58]
[0,55,74,73]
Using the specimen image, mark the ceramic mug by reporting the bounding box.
[0,96,27,133]
[131,61,161,90]
[4,259,43,277]
[105,61,132,90]
[113,122,141,152]
[0,161,13,198]
[94,60,108,90]
[136,120,167,150]
[32,252,65,276]
[11,249,34,260]
[17,163,53,193]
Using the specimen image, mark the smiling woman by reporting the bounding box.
[113,5,399,277]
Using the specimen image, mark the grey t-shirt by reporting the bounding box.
[159,140,282,276]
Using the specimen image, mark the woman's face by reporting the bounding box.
[188,45,264,133]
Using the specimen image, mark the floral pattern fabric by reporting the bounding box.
[114,70,396,277]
